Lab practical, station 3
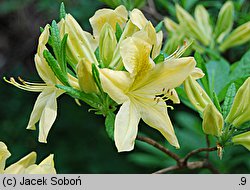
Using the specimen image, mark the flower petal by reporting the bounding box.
[130,9,147,29]
[120,37,154,78]
[139,99,180,148]
[99,68,131,104]
[114,101,140,152]
[25,154,56,174]
[89,5,128,38]
[4,152,37,174]
[0,142,11,173]
[133,57,196,94]
[38,89,61,143]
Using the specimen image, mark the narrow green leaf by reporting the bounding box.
[213,91,222,113]
[60,34,68,75]
[56,84,101,108]
[194,52,210,96]
[222,83,236,118]
[92,64,103,92]
[43,50,69,86]
[155,21,163,33]
[105,112,115,140]
[59,2,66,20]
[50,20,61,60]
[115,23,123,42]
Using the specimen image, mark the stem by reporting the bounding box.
[136,135,180,162]
[183,147,217,163]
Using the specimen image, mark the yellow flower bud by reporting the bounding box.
[99,23,117,67]
[225,77,250,127]
[202,104,223,136]
[219,21,250,52]
[176,4,209,45]
[77,59,98,93]
[214,1,234,43]
[164,17,180,32]
[194,5,212,43]
[232,131,250,151]
[184,75,213,113]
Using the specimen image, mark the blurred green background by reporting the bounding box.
[0,0,249,173]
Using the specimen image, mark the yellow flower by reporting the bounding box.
[99,36,196,152]
[225,77,250,127]
[5,25,78,143]
[232,131,250,151]
[0,141,56,174]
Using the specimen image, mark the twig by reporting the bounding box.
[153,160,220,174]
[136,135,180,162]
[183,146,217,164]
[206,135,210,158]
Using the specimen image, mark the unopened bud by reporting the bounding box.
[232,131,250,151]
[225,77,250,127]
[202,104,223,136]
[99,23,117,67]
[184,76,213,113]
[214,1,234,43]
[219,21,250,52]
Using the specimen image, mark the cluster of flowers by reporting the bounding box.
[2,4,250,173]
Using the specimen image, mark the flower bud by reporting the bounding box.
[202,104,223,136]
[99,23,117,67]
[184,75,213,113]
[219,21,250,52]
[232,131,250,151]
[194,5,212,43]
[77,59,98,93]
[176,4,209,45]
[164,17,180,32]
[214,1,234,43]
[225,77,250,127]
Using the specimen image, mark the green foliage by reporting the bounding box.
[115,23,123,42]
[105,112,115,140]
[100,0,146,10]
[59,2,66,20]
[222,83,236,118]
[155,21,163,33]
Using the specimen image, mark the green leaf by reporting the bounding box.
[153,52,165,64]
[206,59,230,100]
[43,50,69,86]
[194,52,210,96]
[60,34,68,75]
[50,20,61,60]
[56,84,101,108]
[115,23,123,42]
[213,91,222,113]
[92,64,103,92]
[105,112,115,140]
[230,49,250,81]
[155,21,163,33]
[59,2,66,20]
[222,83,236,118]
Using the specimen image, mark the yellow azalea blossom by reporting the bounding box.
[0,141,56,174]
[99,36,196,152]
[232,131,250,151]
[5,25,78,143]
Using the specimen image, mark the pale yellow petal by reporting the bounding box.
[114,100,140,152]
[190,67,205,79]
[152,31,163,59]
[99,68,131,104]
[133,57,196,95]
[77,59,98,93]
[65,14,98,64]
[139,99,179,148]
[25,154,56,174]
[4,152,37,174]
[129,8,147,29]
[89,5,128,37]
[232,131,250,151]
[38,89,62,143]
[0,142,11,173]
[120,37,154,78]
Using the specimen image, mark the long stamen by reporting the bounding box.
[3,77,46,92]
[18,77,46,86]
